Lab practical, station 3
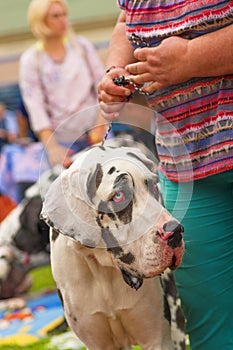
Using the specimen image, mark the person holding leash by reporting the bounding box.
[98,1,233,349]
[20,0,105,168]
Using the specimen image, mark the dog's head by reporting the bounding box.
[41,145,184,290]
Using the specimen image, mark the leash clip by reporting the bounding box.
[113,76,150,96]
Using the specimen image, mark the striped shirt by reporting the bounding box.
[118,0,233,181]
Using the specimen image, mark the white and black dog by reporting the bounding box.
[41,143,186,350]
[0,168,59,298]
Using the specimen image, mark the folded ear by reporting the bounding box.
[41,153,102,248]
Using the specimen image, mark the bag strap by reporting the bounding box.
[35,36,97,118]
[73,36,97,94]
[35,45,52,117]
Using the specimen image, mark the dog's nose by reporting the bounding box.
[163,220,184,249]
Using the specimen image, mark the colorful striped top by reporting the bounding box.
[118,0,233,182]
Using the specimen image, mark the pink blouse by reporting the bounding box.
[19,36,104,143]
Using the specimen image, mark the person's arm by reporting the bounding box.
[19,48,53,135]
[105,11,136,69]
[126,23,233,93]
[19,48,72,167]
[5,111,18,143]
[98,11,136,120]
[88,112,108,144]
[17,111,29,138]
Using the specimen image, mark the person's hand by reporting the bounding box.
[7,132,18,144]
[125,36,191,94]
[46,142,74,168]
[98,67,132,120]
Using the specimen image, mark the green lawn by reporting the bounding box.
[0,265,190,350]
[28,265,56,293]
[0,341,190,350]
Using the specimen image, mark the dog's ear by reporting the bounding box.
[41,152,102,248]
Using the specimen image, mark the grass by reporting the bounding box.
[0,265,191,350]
[0,339,50,350]
[0,342,191,350]
[28,265,56,293]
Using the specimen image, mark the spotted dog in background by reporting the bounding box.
[41,144,186,350]
[0,169,59,299]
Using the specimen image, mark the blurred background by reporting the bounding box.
[0,0,120,84]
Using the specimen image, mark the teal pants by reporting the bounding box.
[159,169,233,350]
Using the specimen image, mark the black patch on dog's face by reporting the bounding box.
[98,200,115,215]
[108,166,116,175]
[119,252,135,264]
[101,226,123,255]
[145,175,160,201]
[87,163,103,201]
[97,173,134,224]
[100,226,142,290]
[101,226,135,263]
[126,151,154,171]
[115,200,133,225]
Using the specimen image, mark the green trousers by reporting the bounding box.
[159,169,233,350]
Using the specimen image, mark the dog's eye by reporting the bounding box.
[112,191,125,203]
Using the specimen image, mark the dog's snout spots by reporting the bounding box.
[108,166,116,175]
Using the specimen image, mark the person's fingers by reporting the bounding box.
[144,81,166,93]
[100,110,120,120]
[133,47,149,61]
[99,101,125,120]
[98,89,128,104]
[125,61,147,75]
[127,72,153,85]
[100,101,125,113]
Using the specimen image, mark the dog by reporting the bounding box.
[41,143,185,350]
[0,168,60,298]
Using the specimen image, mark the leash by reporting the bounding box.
[101,75,151,146]
[113,76,150,96]
[101,123,113,146]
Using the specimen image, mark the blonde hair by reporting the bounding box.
[28,0,71,39]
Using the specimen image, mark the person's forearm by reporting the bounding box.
[38,128,56,146]
[105,11,135,69]
[188,24,233,78]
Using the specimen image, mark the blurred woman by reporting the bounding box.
[19,0,105,168]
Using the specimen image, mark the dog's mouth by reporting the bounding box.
[120,268,143,290]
